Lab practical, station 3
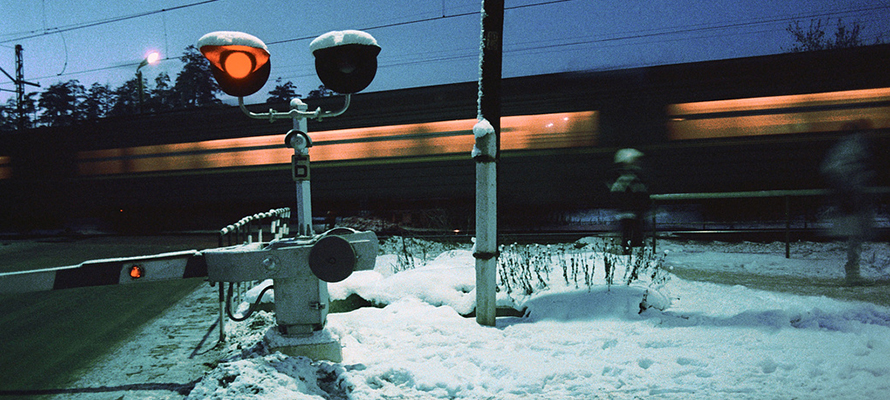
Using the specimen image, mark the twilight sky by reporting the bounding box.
[1,0,888,105]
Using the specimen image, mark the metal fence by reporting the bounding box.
[650,188,890,258]
[215,208,290,341]
[218,207,291,247]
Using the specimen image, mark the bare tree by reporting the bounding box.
[785,18,872,52]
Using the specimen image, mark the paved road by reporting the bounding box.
[0,235,219,396]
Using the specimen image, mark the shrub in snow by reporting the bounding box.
[497,239,669,296]
[378,236,463,273]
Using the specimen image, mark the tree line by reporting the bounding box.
[1,18,881,132]
[0,45,329,131]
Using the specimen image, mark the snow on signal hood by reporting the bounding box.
[309,30,378,53]
[198,31,268,52]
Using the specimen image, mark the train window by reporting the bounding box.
[667,87,890,140]
[0,156,10,180]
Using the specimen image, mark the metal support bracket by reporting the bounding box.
[238,94,351,123]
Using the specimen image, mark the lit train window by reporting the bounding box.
[667,87,890,140]
[0,156,10,180]
[76,111,598,176]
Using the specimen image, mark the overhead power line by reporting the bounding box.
[266,0,572,46]
[3,1,890,89]
[0,0,220,44]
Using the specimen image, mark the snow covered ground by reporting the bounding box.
[177,237,890,399]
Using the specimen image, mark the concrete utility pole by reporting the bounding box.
[474,0,504,327]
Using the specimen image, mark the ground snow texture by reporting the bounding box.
[182,241,890,399]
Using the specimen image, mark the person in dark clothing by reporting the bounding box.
[820,124,875,285]
[610,148,650,254]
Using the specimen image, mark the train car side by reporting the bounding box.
[2,44,889,232]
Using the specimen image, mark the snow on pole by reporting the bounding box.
[474,0,504,327]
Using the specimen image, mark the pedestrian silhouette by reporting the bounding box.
[610,148,650,254]
[820,122,875,285]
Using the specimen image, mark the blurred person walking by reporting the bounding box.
[821,122,875,285]
[610,148,650,254]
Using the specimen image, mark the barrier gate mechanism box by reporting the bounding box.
[204,228,377,337]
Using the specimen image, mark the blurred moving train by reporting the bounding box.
[2,44,889,232]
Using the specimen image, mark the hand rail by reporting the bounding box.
[651,187,890,201]
[649,187,889,258]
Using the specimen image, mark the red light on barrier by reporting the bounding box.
[129,265,145,279]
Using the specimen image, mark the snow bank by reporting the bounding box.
[187,239,890,399]
[330,250,478,315]
[187,352,345,400]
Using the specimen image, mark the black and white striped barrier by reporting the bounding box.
[0,227,377,339]
[0,250,207,294]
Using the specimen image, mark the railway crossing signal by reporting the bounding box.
[195,28,381,342]
[198,29,380,98]
[0,29,382,362]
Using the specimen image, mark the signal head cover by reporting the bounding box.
[310,30,381,94]
[198,31,271,97]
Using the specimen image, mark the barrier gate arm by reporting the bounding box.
[0,229,377,295]
[0,250,207,294]
[0,229,376,339]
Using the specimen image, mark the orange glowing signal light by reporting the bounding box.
[198,32,271,97]
[200,45,269,78]
[223,51,253,79]
[129,265,145,279]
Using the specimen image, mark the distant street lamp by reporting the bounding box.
[136,51,160,113]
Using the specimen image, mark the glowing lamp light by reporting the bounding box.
[146,51,160,65]
[129,265,145,279]
[138,51,161,70]
[198,32,271,97]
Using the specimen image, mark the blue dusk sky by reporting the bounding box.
[1,0,889,105]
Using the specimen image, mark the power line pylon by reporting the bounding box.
[0,44,40,130]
